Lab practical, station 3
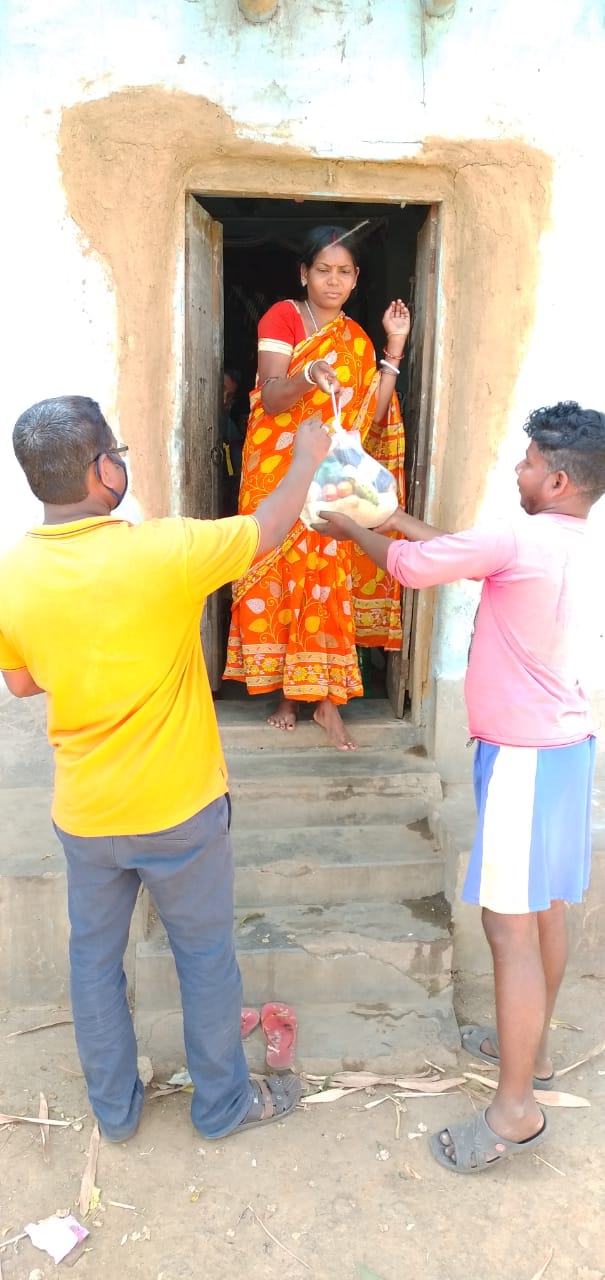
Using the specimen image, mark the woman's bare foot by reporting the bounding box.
[313,700,358,750]
[267,698,298,731]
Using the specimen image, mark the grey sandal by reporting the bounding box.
[226,1073,302,1136]
[460,1024,555,1091]
[430,1107,548,1174]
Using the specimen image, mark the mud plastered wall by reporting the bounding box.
[1,0,604,766]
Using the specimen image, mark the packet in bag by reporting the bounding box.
[300,421,398,532]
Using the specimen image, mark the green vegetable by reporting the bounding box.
[353,481,380,506]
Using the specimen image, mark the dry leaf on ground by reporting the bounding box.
[533,1154,565,1176]
[38,1091,49,1163]
[303,1086,365,1104]
[78,1123,100,1218]
[5,1017,74,1040]
[0,1111,86,1128]
[149,1086,190,1100]
[303,1071,465,1104]
[555,1039,605,1078]
[462,1073,589,1107]
[305,1070,452,1090]
[0,1233,28,1253]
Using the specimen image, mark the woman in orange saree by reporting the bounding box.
[224,226,409,749]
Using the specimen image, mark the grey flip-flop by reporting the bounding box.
[224,1072,302,1137]
[430,1107,548,1175]
[460,1024,555,1091]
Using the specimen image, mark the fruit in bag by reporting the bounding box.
[300,426,398,531]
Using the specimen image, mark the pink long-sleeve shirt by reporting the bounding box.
[386,512,593,748]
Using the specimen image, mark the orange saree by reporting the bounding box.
[224,311,405,704]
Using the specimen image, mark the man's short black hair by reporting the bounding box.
[13,396,113,503]
[524,401,605,502]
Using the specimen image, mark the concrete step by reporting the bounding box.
[217,695,421,752]
[137,995,461,1078]
[0,695,420,778]
[135,896,458,1075]
[0,695,53,787]
[231,820,444,906]
[0,790,446,1002]
[0,787,67,1006]
[228,747,442,828]
[136,897,453,1019]
[0,787,147,1007]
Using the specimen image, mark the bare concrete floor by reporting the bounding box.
[1,974,604,1280]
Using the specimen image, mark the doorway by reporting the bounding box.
[183,194,440,717]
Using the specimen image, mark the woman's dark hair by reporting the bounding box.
[13,395,113,503]
[300,225,360,270]
[524,400,605,501]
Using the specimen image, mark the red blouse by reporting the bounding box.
[257,300,307,356]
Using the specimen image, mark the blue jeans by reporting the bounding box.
[54,795,253,1140]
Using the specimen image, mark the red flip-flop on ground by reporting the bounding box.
[260,1002,297,1071]
[241,1008,260,1039]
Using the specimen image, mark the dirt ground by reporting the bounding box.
[1,975,604,1280]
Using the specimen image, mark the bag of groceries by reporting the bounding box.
[300,423,398,532]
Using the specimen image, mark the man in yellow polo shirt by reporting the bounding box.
[0,394,329,1142]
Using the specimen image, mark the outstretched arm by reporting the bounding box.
[313,508,515,589]
[312,505,448,571]
[258,350,342,416]
[375,506,447,542]
[254,417,330,558]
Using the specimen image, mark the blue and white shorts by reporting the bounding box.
[463,737,595,914]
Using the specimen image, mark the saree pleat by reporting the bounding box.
[224,313,405,703]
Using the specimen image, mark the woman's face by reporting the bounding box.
[302,244,359,311]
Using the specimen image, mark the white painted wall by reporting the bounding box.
[1,0,604,751]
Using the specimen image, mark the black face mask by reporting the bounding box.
[95,453,129,509]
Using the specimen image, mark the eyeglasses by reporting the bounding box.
[91,444,129,464]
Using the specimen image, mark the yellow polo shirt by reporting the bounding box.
[0,515,259,837]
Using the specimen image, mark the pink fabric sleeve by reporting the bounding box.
[386,524,517,588]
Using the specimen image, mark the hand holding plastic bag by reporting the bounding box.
[300,393,398,532]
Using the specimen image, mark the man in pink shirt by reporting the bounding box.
[316,401,605,1174]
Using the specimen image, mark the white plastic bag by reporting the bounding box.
[300,423,398,532]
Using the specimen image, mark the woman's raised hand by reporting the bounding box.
[294,416,331,467]
[310,360,342,396]
[382,300,411,341]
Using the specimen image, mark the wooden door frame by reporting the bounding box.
[387,203,441,722]
[183,195,224,689]
[182,181,442,715]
